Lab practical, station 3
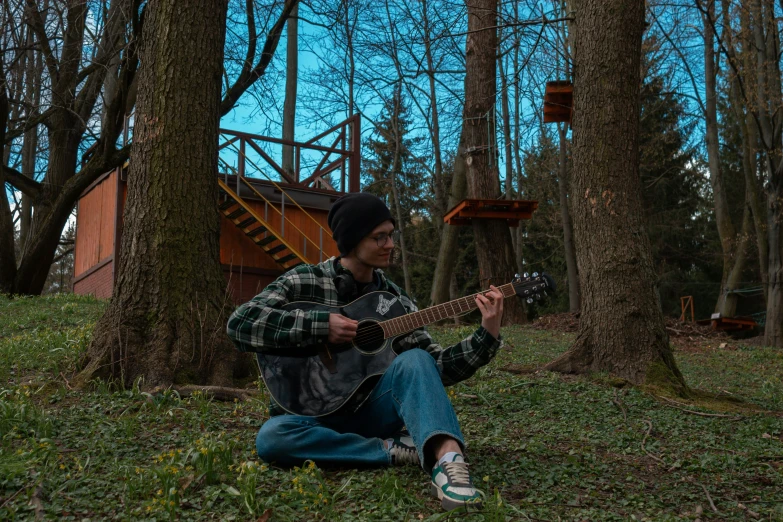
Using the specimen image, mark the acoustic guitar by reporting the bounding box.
[255,272,555,417]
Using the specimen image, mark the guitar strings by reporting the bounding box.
[341,280,545,346]
[348,288,518,345]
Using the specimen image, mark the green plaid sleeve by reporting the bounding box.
[392,289,502,386]
[226,268,331,353]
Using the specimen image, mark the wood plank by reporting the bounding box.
[99,171,117,260]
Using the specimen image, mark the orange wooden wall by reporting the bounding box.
[74,171,117,278]
[75,174,341,288]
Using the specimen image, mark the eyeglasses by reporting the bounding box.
[370,230,400,247]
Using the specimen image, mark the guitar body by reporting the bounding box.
[255,291,409,417]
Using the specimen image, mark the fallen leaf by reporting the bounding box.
[762,433,772,439]
[257,508,272,522]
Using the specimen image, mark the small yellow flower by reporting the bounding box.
[157,489,163,496]
[482,476,489,482]
[59,464,65,470]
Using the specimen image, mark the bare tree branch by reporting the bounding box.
[2,164,41,198]
[220,0,299,115]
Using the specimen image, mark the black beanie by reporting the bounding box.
[327,192,395,255]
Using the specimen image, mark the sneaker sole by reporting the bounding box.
[430,483,483,511]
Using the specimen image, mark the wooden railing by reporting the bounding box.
[218,114,360,193]
[94,113,359,264]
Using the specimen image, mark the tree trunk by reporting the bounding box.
[76,0,234,388]
[729,1,768,298]
[765,176,783,347]
[556,3,579,313]
[759,0,783,348]
[389,86,411,294]
[513,10,525,277]
[544,0,685,389]
[0,54,16,294]
[747,0,783,347]
[701,1,748,317]
[20,25,39,254]
[462,0,525,324]
[499,51,517,254]
[430,139,467,306]
[14,112,82,294]
[421,0,446,222]
[558,124,580,313]
[499,54,513,199]
[282,3,298,178]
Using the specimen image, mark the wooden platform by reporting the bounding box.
[696,314,759,332]
[443,199,539,226]
[543,81,573,124]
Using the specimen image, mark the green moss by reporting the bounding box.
[641,359,690,398]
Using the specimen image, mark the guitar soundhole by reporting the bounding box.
[353,321,385,354]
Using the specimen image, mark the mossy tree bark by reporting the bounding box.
[544,0,685,389]
[77,0,236,388]
[461,0,525,324]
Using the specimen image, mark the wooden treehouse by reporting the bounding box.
[73,115,360,304]
[443,199,539,227]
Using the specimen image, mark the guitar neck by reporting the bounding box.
[380,283,517,338]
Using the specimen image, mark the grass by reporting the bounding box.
[0,294,781,521]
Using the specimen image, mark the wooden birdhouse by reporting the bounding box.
[543,81,573,124]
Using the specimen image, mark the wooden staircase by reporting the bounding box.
[217,179,307,270]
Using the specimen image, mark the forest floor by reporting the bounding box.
[1,294,782,521]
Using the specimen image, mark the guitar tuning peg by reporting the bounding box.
[535,293,541,299]
[526,297,534,304]
[514,273,520,279]
[523,272,529,278]
[532,272,539,277]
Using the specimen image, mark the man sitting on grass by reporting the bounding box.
[227,192,504,511]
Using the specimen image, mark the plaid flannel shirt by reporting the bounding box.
[227,257,502,416]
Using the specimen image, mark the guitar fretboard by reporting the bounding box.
[380,283,517,338]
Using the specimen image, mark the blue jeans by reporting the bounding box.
[255,349,465,470]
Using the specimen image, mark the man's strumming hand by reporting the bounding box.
[328,313,358,344]
[476,285,504,339]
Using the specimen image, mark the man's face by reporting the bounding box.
[352,220,396,269]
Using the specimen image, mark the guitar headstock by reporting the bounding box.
[511,272,556,304]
